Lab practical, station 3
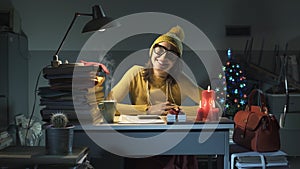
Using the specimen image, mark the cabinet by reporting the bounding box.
[266,93,300,156]
[0,32,29,129]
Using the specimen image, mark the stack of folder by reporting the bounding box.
[38,64,105,123]
[233,150,289,169]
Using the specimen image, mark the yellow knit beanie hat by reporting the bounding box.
[149,25,185,57]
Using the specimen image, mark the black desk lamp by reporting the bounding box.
[52,5,118,67]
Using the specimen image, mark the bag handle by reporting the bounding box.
[247,89,268,113]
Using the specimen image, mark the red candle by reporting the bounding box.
[201,86,215,110]
[208,108,220,121]
[196,86,219,121]
[196,107,204,121]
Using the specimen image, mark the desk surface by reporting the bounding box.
[77,116,234,131]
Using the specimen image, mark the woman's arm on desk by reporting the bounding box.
[115,103,148,115]
[117,103,200,116]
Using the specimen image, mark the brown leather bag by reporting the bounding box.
[233,89,280,152]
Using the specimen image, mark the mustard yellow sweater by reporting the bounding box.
[109,65,203,116]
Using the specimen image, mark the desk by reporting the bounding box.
[0,146,88,168]
[77,117,234,169]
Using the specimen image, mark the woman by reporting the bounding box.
[108,25,204,169]
[109,25,203,117]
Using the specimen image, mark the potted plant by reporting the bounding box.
[45,112,75,155]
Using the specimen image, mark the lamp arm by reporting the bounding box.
[53,12,92,60]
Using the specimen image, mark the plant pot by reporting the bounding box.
[45,125,75,155]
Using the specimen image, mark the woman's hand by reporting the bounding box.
[147,102,178,115]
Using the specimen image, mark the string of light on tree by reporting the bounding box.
[213,49,247,117]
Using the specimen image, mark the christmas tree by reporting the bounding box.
[223,49,247,117]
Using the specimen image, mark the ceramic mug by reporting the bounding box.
[98,100,116,123]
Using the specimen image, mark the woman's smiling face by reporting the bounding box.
[151,41,179,73]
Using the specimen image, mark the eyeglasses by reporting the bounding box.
[153,44,179,61]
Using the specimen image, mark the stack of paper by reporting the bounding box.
[39,64,105,123]
[235,151,289,168]
[0,131,13,150]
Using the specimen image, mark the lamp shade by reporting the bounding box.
[82,5,119,33]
